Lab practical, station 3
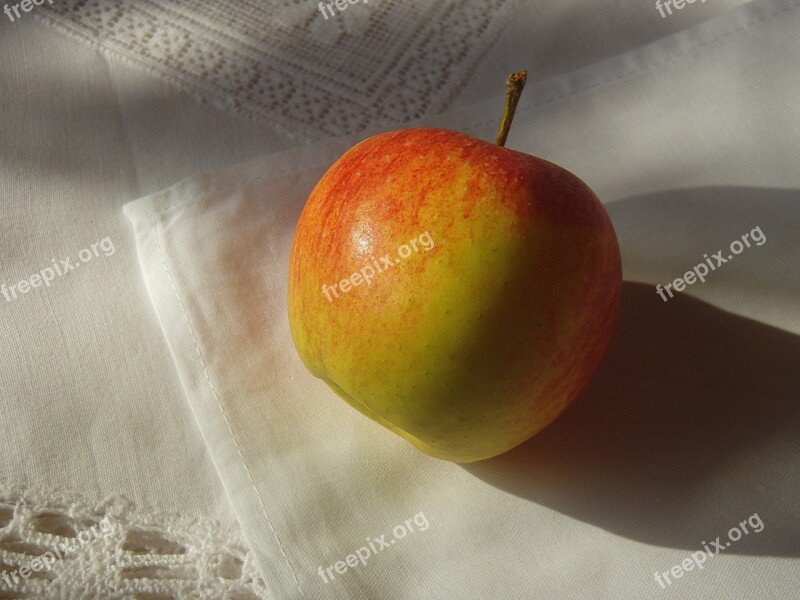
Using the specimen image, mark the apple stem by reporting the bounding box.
[495,71,528,147]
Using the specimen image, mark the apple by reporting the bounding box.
[288,72,621,462]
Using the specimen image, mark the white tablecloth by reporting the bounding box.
[1,0,796,597]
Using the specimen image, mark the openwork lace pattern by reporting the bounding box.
[36,0,516,140]
[0,486,271,599]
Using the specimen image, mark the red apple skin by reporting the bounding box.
[288,128,621,463]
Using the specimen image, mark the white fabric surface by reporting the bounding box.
[123,1,800,598]
[0,16,294,528]
[0,0,794,597]
[0,11,298,596]
[0,0,745,535]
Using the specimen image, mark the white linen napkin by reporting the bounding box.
[124,1,800,598]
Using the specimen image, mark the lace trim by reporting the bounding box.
[36,0,517,140]
[0,486,271,599]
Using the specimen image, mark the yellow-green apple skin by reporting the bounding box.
[288,128,621,463]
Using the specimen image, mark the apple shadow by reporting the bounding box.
[463,187,800,558]
[464,281,800,557]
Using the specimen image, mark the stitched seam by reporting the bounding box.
[148,207,306,598]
